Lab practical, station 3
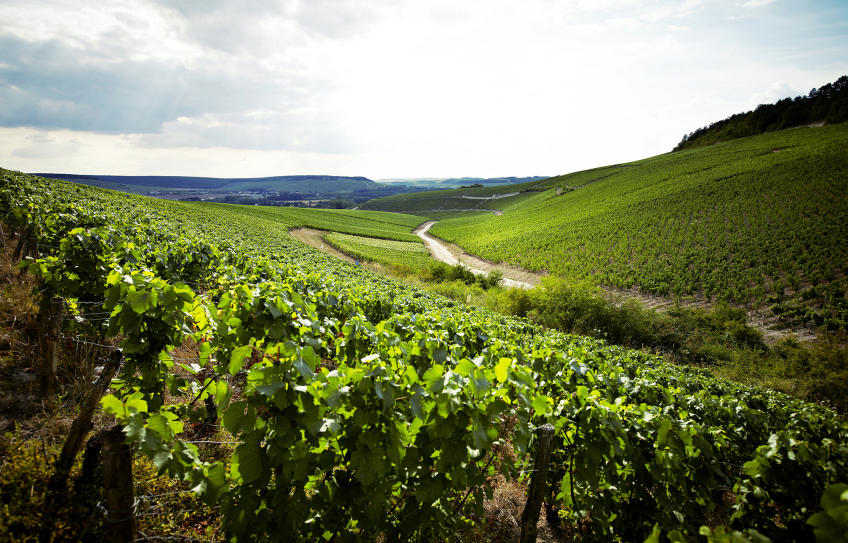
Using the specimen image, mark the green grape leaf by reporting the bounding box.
[229,345,252,375]
[234,431,268,485]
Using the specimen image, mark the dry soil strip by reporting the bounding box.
[290,228,354,263]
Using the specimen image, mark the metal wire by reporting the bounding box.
[60,334,119,350]
[96,497,142,524]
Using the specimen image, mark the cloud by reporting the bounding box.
[25,132,57,143]
[12,131,82,158]
[0,0,385,153]
[749,81,799,105]
[743,0,777,7]
[0,0,846,179]
[129,110,359,153]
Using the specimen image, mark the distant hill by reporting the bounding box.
[30,174,376,193]
[674,75,847,151]
[363,124,848,331]
[375,176,548,189]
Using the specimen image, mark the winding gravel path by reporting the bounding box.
[461,192,519,200]
[413,221,535,289]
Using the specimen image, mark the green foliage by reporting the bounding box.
[3,167,848,542]
[214,203,425,242]
[807,482,848,543]
[0,436,108,542]
[429,262,503,290]
[644,524,772,543]
[373,126,848,330]
[324,232,433,270]
[674,75,848,151]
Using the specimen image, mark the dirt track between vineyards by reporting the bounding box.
[290,228,354,263]
[413,221,540,289]
[291,224,812,343]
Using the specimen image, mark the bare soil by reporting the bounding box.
[413,222,539,289]
[290,228,354,263]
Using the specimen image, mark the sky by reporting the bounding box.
[0,0,846,180]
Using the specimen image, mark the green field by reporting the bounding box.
[324,232,433,269]
[1,167,847,541]
[366,125,848,330]
[201,203,426,243]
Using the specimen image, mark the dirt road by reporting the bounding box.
[461,192,519,200]
[290,228,354,263]
[413,221,538,289]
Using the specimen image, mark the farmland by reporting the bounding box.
[368,125,848,331]
[324,232,434,270]
[1,167,847,542]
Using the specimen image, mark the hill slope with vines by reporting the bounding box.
[1,169,847,542]
[367,125,848,331]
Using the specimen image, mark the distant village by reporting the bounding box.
[145,188,356,209]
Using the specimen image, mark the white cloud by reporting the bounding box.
[11,131,83,159]
[0,0,846,178]
[743,0,777,8]
[749,82,800,105]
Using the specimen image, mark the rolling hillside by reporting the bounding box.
[30,173,377,193]
[362,125,848,330]
[2,168,848,542]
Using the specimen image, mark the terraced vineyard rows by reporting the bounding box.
[206,203,424,242]
[324,232,434,270]
[2,168,847,542]
[425,126,848,329]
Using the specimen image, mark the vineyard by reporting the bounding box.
[203,203,426,243]
[0,167,847,542]
[324,232,434,270]
[387,125,848,330]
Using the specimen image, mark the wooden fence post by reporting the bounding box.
[40,297,63,398]
[102,425,138,543]
[79,431,103,484]
[51,351,122,488]
[519,423,556,543]
[0,223,6,250]
[20,228,32,260]
[12,226,26,260]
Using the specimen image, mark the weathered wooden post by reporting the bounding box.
[12,226,26,260]
[519,423,556,543]
[79,431,103,485]
[20,228,33,260]
[40,297,63,398]
[51,352,122,488]
[0,223,6,250]
[102,425,137,543]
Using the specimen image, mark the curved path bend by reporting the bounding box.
[461,192,519,200]
[413,221,538,289]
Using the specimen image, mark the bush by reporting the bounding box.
[428,262,502,290]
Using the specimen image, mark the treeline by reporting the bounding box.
[204,194,357,209]
[674,75,848,151]
[32,174,375,191]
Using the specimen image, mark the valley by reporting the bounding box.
[0,118,846,543]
